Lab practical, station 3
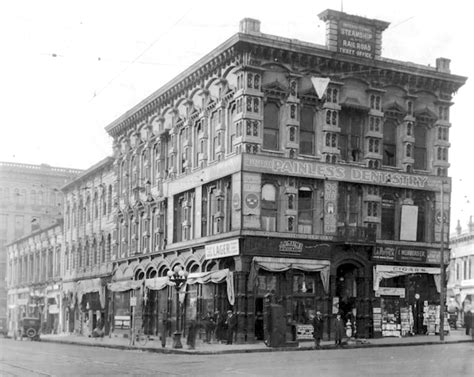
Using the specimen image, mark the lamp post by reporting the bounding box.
[167,266,189,348]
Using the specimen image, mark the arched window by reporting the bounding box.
[92,239,97,266]
[85,241,90,266]
[108,185,113,215]
[102,190,107,216]
[93,191,99,219]
[14,188,20,204]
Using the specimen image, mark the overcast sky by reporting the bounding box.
[1,0,472,233]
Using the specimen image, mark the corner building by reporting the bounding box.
[105,10,466,342]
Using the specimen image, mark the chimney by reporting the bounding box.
[436,57,451,73]
[468,216,474,233]
[239,18,261,34]
[455,219,462,235]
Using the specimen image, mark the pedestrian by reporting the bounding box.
[202,311,215,343]
[225,310,237,345]
[334,313,345,347]
[464,308,472,336]
[312,311,324,349]
[186,320,197,350]
[255,311,264,340]
[161,313,169,348]
[215,311,226,342]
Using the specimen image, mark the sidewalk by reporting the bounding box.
[39,330,473,355]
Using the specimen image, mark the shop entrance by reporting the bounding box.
[336,264,358,320]
[254,297,264,340]
[335,263,367,337]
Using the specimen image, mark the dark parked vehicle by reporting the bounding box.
[0,316,7,337]
[17,317,41,341]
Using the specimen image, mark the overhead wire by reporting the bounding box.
[88,7,195,102]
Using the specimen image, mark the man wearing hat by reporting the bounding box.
[312,311,324,349]
[225,310,237,345]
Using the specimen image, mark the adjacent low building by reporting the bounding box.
[61,157,116,336]
[6,221,63,336]
[448,217,474,324]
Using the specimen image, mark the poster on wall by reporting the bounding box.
[400,205,418,241]
[332,297,340,314]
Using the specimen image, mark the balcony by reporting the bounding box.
[336,225,376,243]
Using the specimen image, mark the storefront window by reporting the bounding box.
[114,291,131,330]
[292,273,316,294]
[292,298,313,324]
[256,274,277,296]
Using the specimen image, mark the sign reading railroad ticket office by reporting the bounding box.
[338,21,376,59]
[243,154,446,191]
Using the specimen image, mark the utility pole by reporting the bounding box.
[439,181,446,341]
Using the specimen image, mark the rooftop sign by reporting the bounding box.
[318,9,390,59]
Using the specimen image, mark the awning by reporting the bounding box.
[248,257,331,294]
[77,278,104,308]
[459,288,474,305]
[144,269,235,306]
[108,280,143,292]
[373,265,441,292]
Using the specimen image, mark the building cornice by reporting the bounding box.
[61,156,114,192]
[105,29,467,139]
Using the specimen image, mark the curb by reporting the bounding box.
[38,337,473,355]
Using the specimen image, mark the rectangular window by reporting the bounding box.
[263,102,279,150]
[414,125,427,170]
[298,188,313,234]
[300,107,315,155]
[383,120,397,166]
[339,109,363,162]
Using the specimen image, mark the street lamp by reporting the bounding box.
[167,265,189,348]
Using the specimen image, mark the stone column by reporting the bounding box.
[233,270,248,343]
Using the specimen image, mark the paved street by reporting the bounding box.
[0,338,473,377]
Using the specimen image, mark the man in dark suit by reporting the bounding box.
[464,309,472,336]
[225,310,237,344]
[312,311,324,349]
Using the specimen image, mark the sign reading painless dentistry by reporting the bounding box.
[243,154,446,192]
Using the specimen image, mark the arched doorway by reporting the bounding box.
[335,262,368,338]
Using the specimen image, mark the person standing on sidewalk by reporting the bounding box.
[186,320,197,350]
[312,311,324,349]
[225,310,237,345]
[161,313,169,348]
[202,311,215,343]
[464,308,472,336]
[334,313,345,347]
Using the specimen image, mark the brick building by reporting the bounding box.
[61,157,116,336]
